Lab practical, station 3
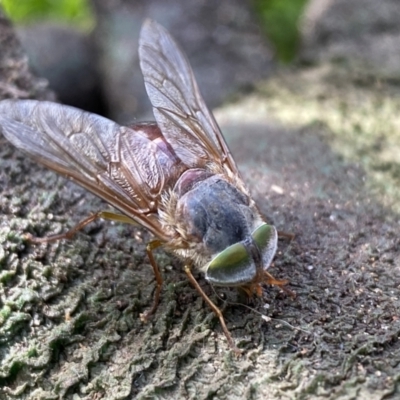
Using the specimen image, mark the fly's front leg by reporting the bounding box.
[264,271,296,298]
[25,211,137,243]
[140,239,164,322]
[277,231,295,241]
[184,264,242,355]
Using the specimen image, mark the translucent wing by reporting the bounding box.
[139,19,240,175]
[0,100,181,241]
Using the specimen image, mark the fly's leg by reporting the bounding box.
[26,211,137,243]
[264,271,296,298]
[264,271,289,287]
[274,231,296,297]
[184,264,242,355]
[277,231,295,241]
[140,240,164,323]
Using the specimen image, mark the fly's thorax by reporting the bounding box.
[171,169,264,268]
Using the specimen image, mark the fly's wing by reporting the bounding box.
[0,100,173,241]
[139,19,240,176]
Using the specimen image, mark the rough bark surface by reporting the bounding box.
[1,5,400,400]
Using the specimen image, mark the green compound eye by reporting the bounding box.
[252,223,275,248]
[205,242,256,286]
[204,224,278,287]
[252,224,278,270]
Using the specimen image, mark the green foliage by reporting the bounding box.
[1,0,94,30]
[254,0,309,63]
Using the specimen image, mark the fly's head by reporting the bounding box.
[167,171,279,293]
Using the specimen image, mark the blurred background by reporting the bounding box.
[2,0,399,125]
[0,0,308,122]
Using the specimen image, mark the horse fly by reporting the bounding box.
[0,19,290,354]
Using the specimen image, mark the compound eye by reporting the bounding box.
[251,224,278,271]
[205,242,256,286]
